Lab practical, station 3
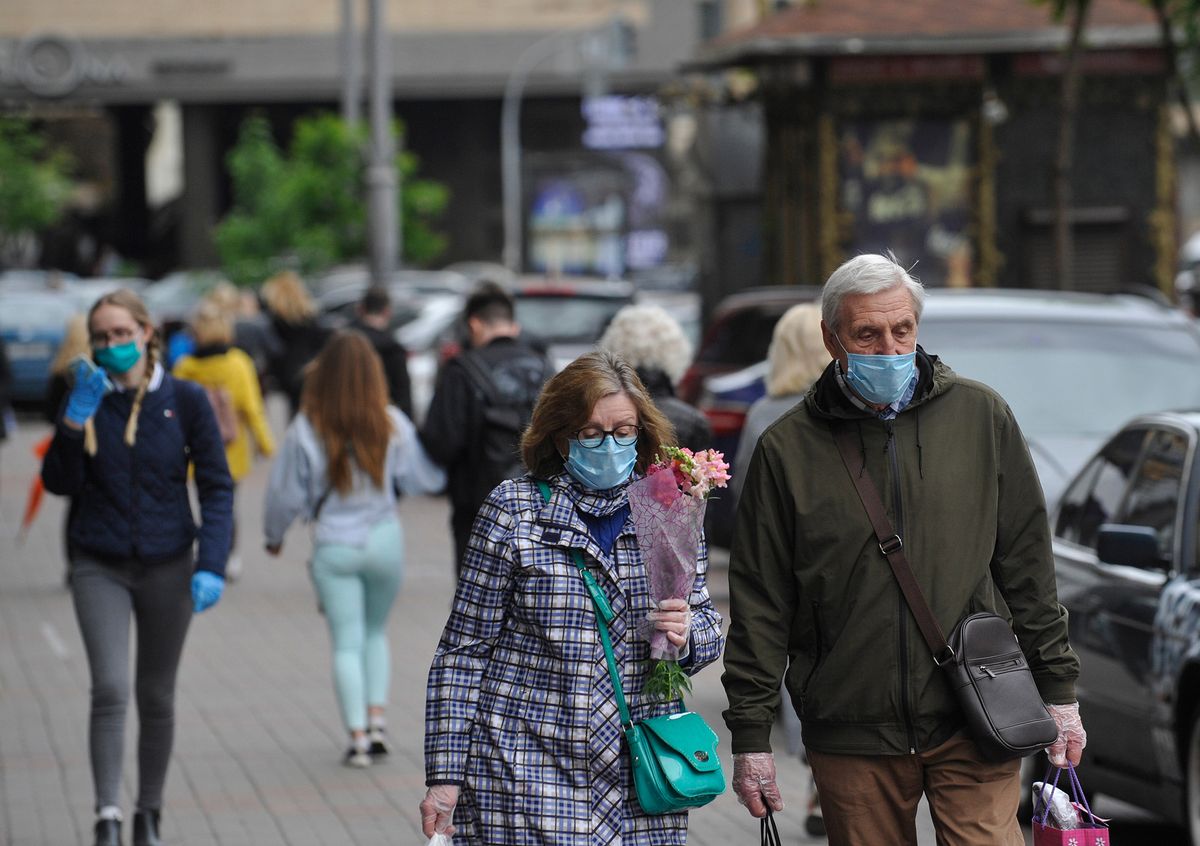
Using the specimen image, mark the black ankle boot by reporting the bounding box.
[93,818,121,846]
[132,810,162,846]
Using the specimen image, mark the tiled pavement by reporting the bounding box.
[0,405,828,846]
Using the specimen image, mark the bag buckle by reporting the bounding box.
[933,645,956,666]
[879,534,903,556]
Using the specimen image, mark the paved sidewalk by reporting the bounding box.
[0,407,823,846]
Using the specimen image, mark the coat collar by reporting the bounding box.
[533,473,634,588]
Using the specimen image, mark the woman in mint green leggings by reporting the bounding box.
[263,331,445,766]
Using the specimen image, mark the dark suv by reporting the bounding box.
[1052,411,1200,841]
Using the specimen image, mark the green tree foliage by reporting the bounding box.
[0,117,72,263]
[215,113,450,286]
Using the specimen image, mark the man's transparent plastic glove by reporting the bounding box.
[1046,703,1086,767]
[64,358,112,426]
[190,571,224,614]
[420,785,460,838]
[732,752,784,818]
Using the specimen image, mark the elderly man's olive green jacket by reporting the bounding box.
[722,349,1079,756]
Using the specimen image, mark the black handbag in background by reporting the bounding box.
[832,425,1058,762]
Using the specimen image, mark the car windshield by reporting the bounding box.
[918,319,1200,437]
[0,296,74,330]
[514,296,628,344]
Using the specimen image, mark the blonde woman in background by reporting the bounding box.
[728,300,829,837]
[174,301,275,580]
[260,270,328,416]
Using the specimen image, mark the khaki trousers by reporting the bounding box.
[807,732,1023,846]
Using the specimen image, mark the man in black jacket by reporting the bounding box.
[352,286,413,419]
[420,282,550,574]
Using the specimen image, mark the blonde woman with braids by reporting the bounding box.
[263,330,444,767]
[41,288,234,846]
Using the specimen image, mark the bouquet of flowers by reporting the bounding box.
[627,445,730,701]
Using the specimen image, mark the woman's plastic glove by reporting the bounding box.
[732,752,785,818]
[64,359,112,426]
[420,785,460,837]
[645,598,692,655]
[191,571,225,613]
[1046,703,1087,767]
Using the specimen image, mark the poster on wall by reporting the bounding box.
[839,118,973,287]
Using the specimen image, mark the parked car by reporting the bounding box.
[510,276,636,370]
[1049,411,1200,841]
[314,267,474,308]
[0,290,76,403]
[700,288,1200,547]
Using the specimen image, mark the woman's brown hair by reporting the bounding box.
[300,330,393,494]
[85,288,161,455]
[521,349,675,479]
[261,270,316,325]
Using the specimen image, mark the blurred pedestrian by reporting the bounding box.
[420,350,724,844]
[174,301,276,581]
[263,330,444,768]
[728,301,828,835]
[420,281,551,574]
[351,285,413,417]
[260,270,328,417]
[598,303,712,451]
[41,288,233,846]
[731,302,827,504]
[723,254,1084,844]
[206,281,281,392]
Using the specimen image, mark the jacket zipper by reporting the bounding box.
[885,420,918,754]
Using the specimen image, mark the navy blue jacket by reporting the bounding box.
[42,373,234,575]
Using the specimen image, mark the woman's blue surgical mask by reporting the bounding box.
[93,341,143,375]
[836,335,916,406]
[565,435,638,490]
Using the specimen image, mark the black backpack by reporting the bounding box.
[457,348,549,489]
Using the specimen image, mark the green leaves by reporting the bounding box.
[0,117,72,250]
[215,112,450,286]
[643,659,693,702]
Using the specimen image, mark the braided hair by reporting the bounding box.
[83,289,162,456]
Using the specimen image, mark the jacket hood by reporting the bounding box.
[803,345,954,421]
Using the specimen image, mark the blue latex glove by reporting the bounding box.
[64,358,112,426]
[191,571,225,613]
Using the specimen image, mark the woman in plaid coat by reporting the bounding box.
[422,351,725,845]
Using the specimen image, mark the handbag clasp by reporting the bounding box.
[933,645,956,666]
[879,534,903,556]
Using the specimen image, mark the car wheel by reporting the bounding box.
[1187,706,1200,844]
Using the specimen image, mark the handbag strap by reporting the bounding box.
[1035,764,1099,828]
[761,808,782,846]
[536,480,634,729]
[831,424,954,665]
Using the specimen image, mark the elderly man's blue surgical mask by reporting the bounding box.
[565,435,638,490]
[835,335,916,406]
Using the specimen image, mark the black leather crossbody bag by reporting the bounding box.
[832,424,1058,761]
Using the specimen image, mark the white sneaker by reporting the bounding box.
[343,746,372,768]
[225,555,244,583]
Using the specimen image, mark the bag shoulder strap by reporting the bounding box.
[457,350,503,407]
[830,423,954,664]
[535,480,633,728]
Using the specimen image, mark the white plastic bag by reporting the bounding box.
[426,834,453,846]
[1032,780,1081,829]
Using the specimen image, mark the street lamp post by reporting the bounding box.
[501,17,633,274]
[366,0,398,285]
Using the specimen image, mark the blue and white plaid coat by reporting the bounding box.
[424,472,725,845]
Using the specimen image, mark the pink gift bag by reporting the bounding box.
[1032,765,1111,846]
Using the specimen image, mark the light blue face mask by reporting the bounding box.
[565,435,639,490]
[836,335,917,406]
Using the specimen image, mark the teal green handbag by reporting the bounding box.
[536,481,726,815]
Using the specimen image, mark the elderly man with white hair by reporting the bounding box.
[722,253,1085,845]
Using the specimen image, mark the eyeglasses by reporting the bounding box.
[90,326,138,347]
[572,425,640,449]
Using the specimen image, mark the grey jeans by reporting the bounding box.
[70,552,193,813]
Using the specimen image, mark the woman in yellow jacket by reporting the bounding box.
[174,301,276,578]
